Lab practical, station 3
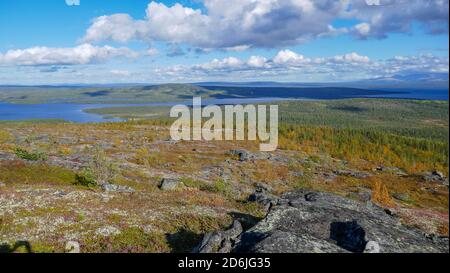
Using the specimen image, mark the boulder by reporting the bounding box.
[159,178,180,191]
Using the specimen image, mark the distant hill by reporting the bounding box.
[195,72,449,90]
[0,84,217,104]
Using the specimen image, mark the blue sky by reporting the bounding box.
[0,0,448,84]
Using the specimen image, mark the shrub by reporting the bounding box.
[75,170,97,188]
[371,180,394,207]
[14,148,47,161]
[88,146,117,184]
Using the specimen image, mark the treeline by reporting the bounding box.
[279,124,448,174]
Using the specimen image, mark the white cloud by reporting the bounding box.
[0,43,137,66]
[82,0,449,50]
[329,52,370,63]
[273,50,309,65]
[110,69,131,76]
[248,56,269,68]
[225,45,251,52]
[153,50,448,81]
[349,0,449,39]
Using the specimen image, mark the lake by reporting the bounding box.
[0,98,291,123]
[0,90,448,123]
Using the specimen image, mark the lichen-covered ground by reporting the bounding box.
[0,121,448,253]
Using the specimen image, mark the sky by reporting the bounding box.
[0,0,448,84]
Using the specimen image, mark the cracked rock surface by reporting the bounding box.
[196,189,449,253]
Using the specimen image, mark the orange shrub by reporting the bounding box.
[371,180,395,207]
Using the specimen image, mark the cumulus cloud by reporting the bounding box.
[82,0,449,49]
[0,43,138,66]
[273,50,310,65]
[82,0,349,48]
[153,49,448,81]
[248,56,269,68]
[349,0,449,39]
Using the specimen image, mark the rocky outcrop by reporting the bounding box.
[195,189,449,253]
[423,171,449,187]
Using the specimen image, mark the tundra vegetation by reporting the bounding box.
[0,96,448,253]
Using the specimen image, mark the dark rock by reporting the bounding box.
[305,192,318,202]
[248,184,279,211]
[227,150,251,162]
[432,170,445,179]
[230,190,449,253]
[159,178,180,191]
[194,220,243,253]
[423,171,449,186]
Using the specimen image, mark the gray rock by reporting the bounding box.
[423,171,449,186]
[364,241,381,253]
[65,241,80,253]
[232,190,448,253]
[159,178,180,191]
[432,170,445,179]
[101,183,135,193]
[237,230,348,253]
[248,184,279,211]
[194,220,243,253]
[305,192,318,202]
[0,181,5,187]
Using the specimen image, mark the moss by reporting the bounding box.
[82,227,170,253]
[0,161,77,185]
